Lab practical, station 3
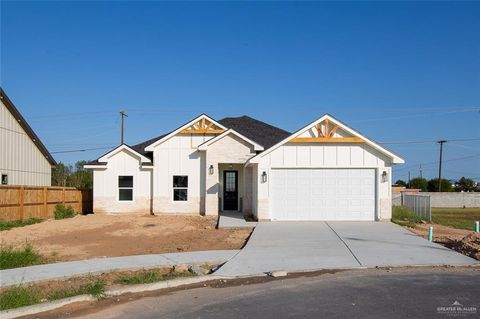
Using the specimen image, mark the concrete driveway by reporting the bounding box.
[216,222,478,277]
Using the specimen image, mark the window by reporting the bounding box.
[118,176,133,201]
[1,174,7,185]
[173,175,188,201]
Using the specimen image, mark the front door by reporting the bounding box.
[223,170,238,211]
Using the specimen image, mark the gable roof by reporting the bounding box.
[218,116,291,150]
[197,128,265,151]
[248,114,405,164]
[0,87,57,166]
[144,114,228,151]
[85,144,152,167]
[132,114,290,154]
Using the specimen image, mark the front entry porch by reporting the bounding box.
[218,210,257,228]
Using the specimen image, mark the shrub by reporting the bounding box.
[0,218,44,231]
[54,204,76,220]
[391,206,423,227]
[0,243,44,270]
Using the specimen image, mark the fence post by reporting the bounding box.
[43,187,48,218]
[19,186,25,220]
[62,187,66,205]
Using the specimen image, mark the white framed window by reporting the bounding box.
[173,175,188,201]
[118,176,133,201]
[1,174,7,185]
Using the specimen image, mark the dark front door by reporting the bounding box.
[223,170,238,211]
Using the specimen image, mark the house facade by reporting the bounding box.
[85,114,404,221]
[0,88,56,186]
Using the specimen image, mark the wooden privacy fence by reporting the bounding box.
[0,185,92,221]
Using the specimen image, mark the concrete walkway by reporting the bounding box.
[0,250,239,287]
[217,211,257,228]
[215,222,478,277]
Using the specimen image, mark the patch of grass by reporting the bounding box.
[0,286,41,310]
[47,280,105,300]
[0,280,105,311]
[0,218,44,231]
[0,243,44,270]
[115,269,196,285]
[391,206,423,227]
[432,208,480,230]
[54,204,76,220]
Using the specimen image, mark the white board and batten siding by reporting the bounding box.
[153,134,216,214]
[92,150,152,214]
[0,99,51,186]
[257,142,393,221]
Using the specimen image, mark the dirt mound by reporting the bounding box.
[438,233,480,261]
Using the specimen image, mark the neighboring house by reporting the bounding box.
[0,88,56,186]
[85,114,404,221]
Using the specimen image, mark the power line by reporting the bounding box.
[51,146,116,154]
[380,138,480,145]
[394,153,480,172]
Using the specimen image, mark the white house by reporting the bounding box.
[0,88,56,186]
[85,114,404,221]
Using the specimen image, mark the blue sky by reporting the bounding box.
[1,1,479,182]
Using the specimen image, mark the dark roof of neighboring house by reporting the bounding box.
[88,115,291,165]
[0,87,57,166]
[218,115,291,150]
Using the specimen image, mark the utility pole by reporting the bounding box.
[437,140,447,192]
[408,171,411,186]
[120,111,128,144]
[419,165,423,178]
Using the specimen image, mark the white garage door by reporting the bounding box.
[271,168,376,221]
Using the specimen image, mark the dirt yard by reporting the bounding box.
[408,223,480,260]
[0,214,252,262]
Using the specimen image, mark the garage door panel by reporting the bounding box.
[272,168,376,221]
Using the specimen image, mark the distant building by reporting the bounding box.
[0,88,56,186]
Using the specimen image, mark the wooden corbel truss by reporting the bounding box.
[291,119,363,143]
[179,118,225,134]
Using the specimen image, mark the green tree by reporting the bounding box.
[395,179,407,186]
[51,160,92,188]
[408,177,428,191]
[51,163,71,187]
[427,178,453,192]
[67,160,93,189]
[454,177,477,192]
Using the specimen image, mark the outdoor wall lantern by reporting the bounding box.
[209,165,214,175]
[381,170,388,183]
[261,171,268,183]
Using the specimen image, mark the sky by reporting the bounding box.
[1,1,479,182]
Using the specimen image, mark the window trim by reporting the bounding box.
[172,175,188,202]
[118,176,133,202]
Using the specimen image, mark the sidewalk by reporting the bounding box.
[0,250,239,287]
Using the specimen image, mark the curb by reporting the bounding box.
[0,275,226,319]
[105,275,224,296]
[0,295,96,319]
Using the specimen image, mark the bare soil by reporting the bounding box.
[408,223,480,260]
[0,214,252,261]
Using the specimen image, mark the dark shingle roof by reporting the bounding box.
[90,115,290,165]
[218,115,291,150]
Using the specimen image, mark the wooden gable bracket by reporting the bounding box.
[179,118,225,134]
[292,120,363,143]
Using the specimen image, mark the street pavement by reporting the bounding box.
[69,268,480,319]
